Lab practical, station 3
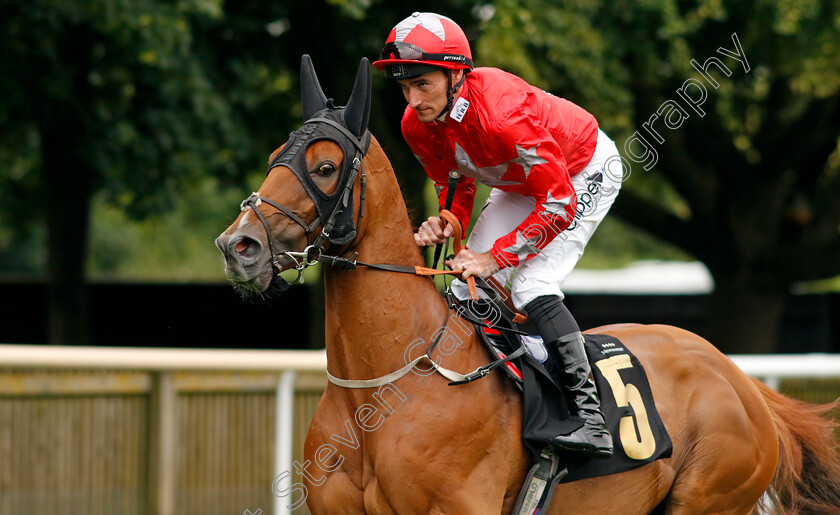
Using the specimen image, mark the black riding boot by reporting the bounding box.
[524,295,613,459]
[549,331,613,458]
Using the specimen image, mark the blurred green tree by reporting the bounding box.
[478,0,840,353]
[4,0,837,353]
[0,0,296,344]
[0,0,477,344]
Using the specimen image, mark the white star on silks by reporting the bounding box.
[453,143,519,186]
[503,231,542,263]
[511,144,548,178]
[542,191,574,222]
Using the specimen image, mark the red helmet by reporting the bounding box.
[373,12,473,79]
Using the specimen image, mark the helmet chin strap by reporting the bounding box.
[437,69,468,120]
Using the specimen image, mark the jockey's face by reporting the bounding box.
[398,69,463,123]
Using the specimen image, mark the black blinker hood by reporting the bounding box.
[267,55,372,246]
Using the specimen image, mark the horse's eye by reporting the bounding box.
[315,162,336,177]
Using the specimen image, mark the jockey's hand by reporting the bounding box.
[414,216,454,246]
[447,249,499,279]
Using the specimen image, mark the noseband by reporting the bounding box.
[239,115,370,289]
[237,107,527,391]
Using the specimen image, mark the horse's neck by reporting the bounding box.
[322,168,450,380]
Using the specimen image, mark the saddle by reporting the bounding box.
[448,282,672,514]
[426,210,670,512]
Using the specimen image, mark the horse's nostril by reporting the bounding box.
[233,236,261,259]
[235,239,251,254]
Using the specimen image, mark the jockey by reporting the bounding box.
[373,12,622,459]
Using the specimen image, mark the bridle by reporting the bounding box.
[239,115,370,290]
[236,108,527,389]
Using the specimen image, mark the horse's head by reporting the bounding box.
[216,55,371,294]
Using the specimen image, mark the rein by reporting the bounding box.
[242,115,524,389]
[315,222,531,389]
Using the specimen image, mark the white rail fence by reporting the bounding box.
[2,344,840,515]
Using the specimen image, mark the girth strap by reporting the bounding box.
[326,303,504,389]
[447,345,529,386]
[326,353,474,388]
[326,343,529,388]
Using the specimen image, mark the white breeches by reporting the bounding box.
[451,129,623,310]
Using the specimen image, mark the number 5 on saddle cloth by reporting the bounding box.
[449,287,672,512]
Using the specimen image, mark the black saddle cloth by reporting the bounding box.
[479,328,673,482]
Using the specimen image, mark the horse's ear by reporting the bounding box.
[301,54,329,120]
[343,57,371,139]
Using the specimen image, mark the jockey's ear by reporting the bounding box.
[301,54,329,121]
[344,57,371,140]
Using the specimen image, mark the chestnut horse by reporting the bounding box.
[217,56,840,514]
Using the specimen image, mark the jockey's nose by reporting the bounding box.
[405,87,423,109]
